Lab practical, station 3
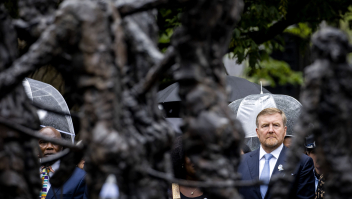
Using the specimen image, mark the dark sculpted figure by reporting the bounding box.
[271,27,352,199]
[0,0,245,199]
[1,0,173,198]
[172,0,245,198]
[0,5,42,199]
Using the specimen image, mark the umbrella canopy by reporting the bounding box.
[22,78,75,143]
[228,93,302,150]
[157,76,270,103]
[158,76,271,118]
[165,118,183,134]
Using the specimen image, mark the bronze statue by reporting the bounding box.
[271,27,352,199]
[0,0,249,199]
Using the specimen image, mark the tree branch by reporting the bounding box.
[228,0,316,52]
[248,19,296,45]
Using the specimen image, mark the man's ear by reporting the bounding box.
[256,128,259,137]
[284,126,287,137]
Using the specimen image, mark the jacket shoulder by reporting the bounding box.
[243,149,259,159]
[300,153,313,164]
[239,149,258,167]
[73,167,86,178]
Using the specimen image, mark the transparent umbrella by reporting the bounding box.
[22,78,75,143]
[228,93,302,151]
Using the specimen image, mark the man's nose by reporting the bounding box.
[268,125,274,132]
[46,142,54,149]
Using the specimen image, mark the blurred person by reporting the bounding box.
[305,135,324,199]
[76,140,85,169]
[283,136,293,148]
[171,136,208,199]
[77,160,85,170]
[39,126,87,199]
[238,108,315,199]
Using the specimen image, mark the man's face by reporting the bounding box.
[256,113,287,151]
[283,137,292,148]
[38,127,63,157]
[307,150,320,175]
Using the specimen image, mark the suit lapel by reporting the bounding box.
[248,149,262,198]
[271,146,287,177]
[46,186,60,199]
[265,146,287,199]
[248,149,260,180]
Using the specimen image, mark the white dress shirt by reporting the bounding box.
[313,169,319,191]
[40,160,60,192]
[259,144,283,179]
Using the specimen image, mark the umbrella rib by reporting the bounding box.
[0,117,79,149]
[31,103,80,118]
[32,94,56,98]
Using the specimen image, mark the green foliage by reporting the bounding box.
[279,0,288,19]
[284,23,313,39]
[245,58,303,87]
[157,8,182,52]
[157,0,352,86]
[339,6,352,63]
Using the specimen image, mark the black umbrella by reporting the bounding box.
[158,76,270,103]
[157,76,270,117]
[22,78,75,143]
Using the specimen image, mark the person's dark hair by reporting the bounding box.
[171,136,186,179]
[242,144,251,154]
[306,148,315,154]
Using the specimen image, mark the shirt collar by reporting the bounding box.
[51,160,61,171]
[313,169,320,179]
[259,143,284,160]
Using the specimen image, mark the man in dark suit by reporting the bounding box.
[238,108,315,199]
[305,135,324,199]
[39,126,87,199]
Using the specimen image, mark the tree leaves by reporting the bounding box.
[245,57,303,87]
[157,0,352,86]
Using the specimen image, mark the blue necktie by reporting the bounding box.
[260,153,273,199]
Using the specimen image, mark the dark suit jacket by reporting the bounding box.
[46,167,87,199]
[238,146,315,199]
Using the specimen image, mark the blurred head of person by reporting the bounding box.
[171,136,196,180]
[38,126,63,157]
[305,135,320,175]
[76,140,85,169]
[284,136,292,148]
[256,108,287,153]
